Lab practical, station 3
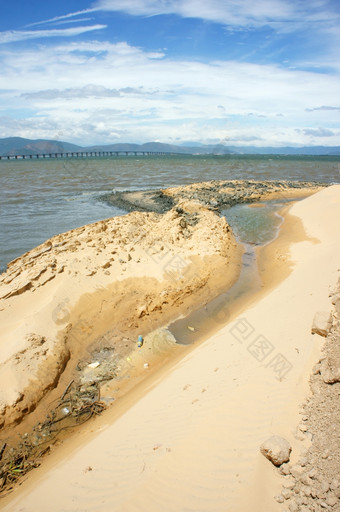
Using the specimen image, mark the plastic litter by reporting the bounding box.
[88,361,100,369]
[137,334,144,347]
[187,326,195,332]
[61,407,70,416]
[144,363,149,369]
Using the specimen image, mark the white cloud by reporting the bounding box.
[302,127,335,137]
[0,25,106,44]
[306,105,340,112]
[25,8,99,28]
[93,0,339,33]
[21,85,159,100]
[0,39,339,146]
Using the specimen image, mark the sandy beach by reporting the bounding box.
[0,182,339,511]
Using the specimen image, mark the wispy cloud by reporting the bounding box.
[0,1,339,146]
[94,0,340,33]
[306,105,340,112]
[0,38,338,145]
[302,127,336,137]
[21,84,160,100]
[25,8,99,28]
[0,25,106,44]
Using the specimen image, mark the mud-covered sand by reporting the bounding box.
[0,181,338,511]
[103,179,325,213]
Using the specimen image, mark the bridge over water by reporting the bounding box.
[0,150,172,160]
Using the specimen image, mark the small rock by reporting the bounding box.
[282,488,292,500]
[283,480,295,490]
[280,463,291,476]
[311,311,332,337]
[308,468,317,479]
[320,358,340,384]
[289,502,299,512]
[291,465,304,479]
[301,475,313,487]
[320,482,330,494]
[302,486,312,497]
[260,435,292,466]
[137,304,148,318]
[330,479,339,491]
[275,495,285,504]
[331,293,340,305]
[326,496,338,507]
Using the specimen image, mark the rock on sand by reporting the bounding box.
[260,435,292,466]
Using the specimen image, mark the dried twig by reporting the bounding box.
[0,443,6,461]
[61,379,74,400]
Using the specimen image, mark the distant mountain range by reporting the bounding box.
[0,137,340,156]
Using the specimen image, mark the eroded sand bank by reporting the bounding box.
[1,185,339,510]
[0,199,241,435]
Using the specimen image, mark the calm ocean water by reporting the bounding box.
[0,154,339,273]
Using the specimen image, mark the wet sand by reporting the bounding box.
[1,182,339,510]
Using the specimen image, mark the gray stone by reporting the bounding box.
[311,311,332,337]
[260,435,292,466]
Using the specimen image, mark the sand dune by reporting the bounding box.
[1,186,339,511]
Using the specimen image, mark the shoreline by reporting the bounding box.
[0,182,337,509]
[101,179,326,215]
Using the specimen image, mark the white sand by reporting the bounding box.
[2,185,340,512]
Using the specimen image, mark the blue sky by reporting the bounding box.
[0,0,339,146]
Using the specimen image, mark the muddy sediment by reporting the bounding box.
[102,180,326,214]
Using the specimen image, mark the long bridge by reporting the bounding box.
[0,150,171,160]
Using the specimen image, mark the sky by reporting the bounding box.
[0,0,340,147]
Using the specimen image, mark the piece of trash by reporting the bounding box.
[61,407,70,416]
[137,334,144,347]
[144,363,149,369]
[100,397,115,404]
[88,362,100,369]
[187,326,195,332]
[127,357,131,361]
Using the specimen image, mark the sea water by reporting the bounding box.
[0,154,339,272]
